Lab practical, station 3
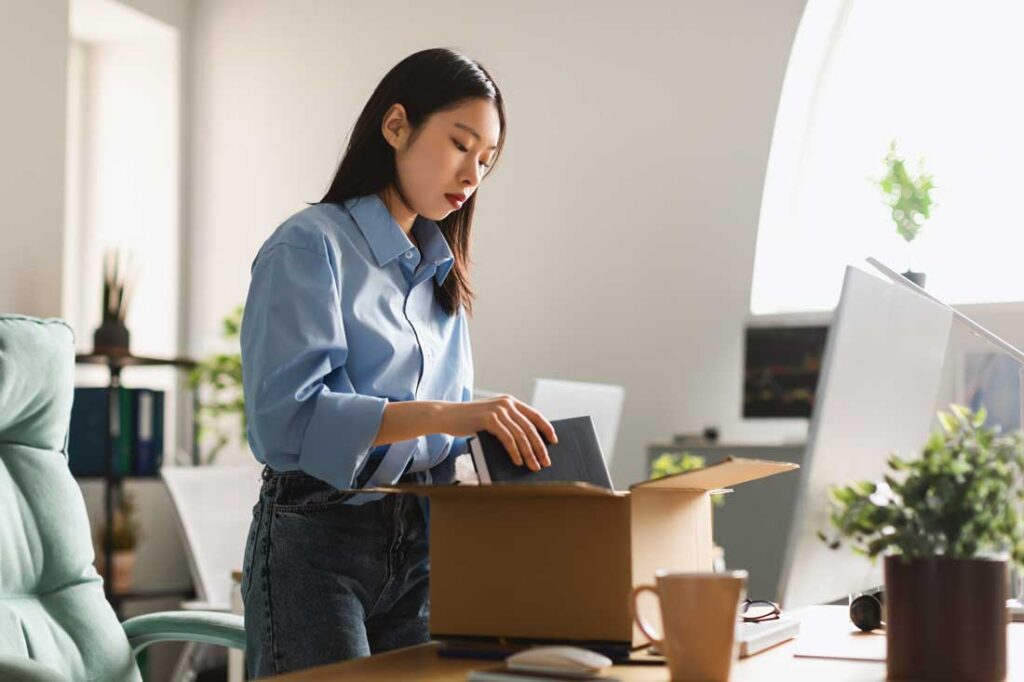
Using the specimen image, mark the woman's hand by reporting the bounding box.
[441,395,558,472]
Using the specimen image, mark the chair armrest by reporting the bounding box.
[181,599,231,612]
[121,610,245,655]
[0,655,65,681]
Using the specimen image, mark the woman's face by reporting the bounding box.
[384,97,501,221]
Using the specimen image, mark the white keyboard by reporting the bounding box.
[737,618,801,658]
[646,618,801,660]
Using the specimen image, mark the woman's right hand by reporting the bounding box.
[441,395,558,472]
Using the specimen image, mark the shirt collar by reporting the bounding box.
[345,194,456,286]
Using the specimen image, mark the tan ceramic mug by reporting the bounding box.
[630,570,748,681]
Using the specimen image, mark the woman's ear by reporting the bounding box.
[381,103,409,150]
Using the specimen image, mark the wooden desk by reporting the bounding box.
[265,606,1024,681]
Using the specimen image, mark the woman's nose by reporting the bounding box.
[461,162,481,188]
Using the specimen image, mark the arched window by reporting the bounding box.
[751,0,1024,315]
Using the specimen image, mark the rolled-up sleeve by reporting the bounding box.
[241,240,388,489]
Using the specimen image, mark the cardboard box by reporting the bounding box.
[376,456,798,649]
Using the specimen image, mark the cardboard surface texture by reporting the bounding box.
[366,456,798,648]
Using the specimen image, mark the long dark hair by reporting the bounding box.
[319,48,506,317]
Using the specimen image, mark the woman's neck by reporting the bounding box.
[377,187,416,236]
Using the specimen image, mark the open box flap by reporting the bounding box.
[630,456,798,492]
[357,481,624,500]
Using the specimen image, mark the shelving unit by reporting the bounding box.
[74,351,199,615]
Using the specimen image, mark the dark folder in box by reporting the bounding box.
[469,415,613,490]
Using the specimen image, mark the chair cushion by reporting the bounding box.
[0,315,139,681]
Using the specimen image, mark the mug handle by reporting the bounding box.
[629,584,664,648]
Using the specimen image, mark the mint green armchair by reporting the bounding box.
[0,315,245,681]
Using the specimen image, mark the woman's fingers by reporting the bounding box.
[507,406,551,468]
[499,410,541,471]
[475,395,558,471]
[515,401,559,445]
[489,417,522,467]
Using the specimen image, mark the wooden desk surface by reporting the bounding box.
[265,606,1024,681]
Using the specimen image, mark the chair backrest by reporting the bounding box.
[0,314,139,681]
[530,378,626,464]
[161,464,263,610]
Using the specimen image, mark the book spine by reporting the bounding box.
[134,390,155,475]
[109,387,122,476]
[153,391,164,468]
[469,436,491,484]
[68,388,107,477]
[118,387,132,476]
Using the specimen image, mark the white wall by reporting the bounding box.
[67,2,192,680]
[66,34,180,357]
[188,0,809,487]
[0,0,69,317]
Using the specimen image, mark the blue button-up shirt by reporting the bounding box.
[240,194,473,504]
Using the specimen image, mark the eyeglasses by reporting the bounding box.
[741,598,781,623]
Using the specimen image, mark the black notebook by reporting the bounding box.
[468,415,614,490]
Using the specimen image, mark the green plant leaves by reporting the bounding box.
[875,141,936,244]
[190,305,246,465]
[820,405,1024,571]
[650,452,725,507]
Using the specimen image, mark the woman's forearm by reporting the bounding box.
[371,400,448,447]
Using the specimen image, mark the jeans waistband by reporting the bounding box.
[260,455,416,488]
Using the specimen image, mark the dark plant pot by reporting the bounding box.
[93,319,130,354]
[885,555,1007,681]
[901,270,926,288]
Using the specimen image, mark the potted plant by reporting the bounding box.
[820,405,1024,680]
[188,305,246,465]
[92,248,137,354]
[651,452,727,571]
[876,140,936,288]
[95,491,142,594]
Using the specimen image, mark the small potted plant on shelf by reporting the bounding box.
[651,452,727,571]
[820,405,1024,680]
[875,140,936,288]
[651,452,728,509]
[92,248,137,354]
[95,491,142,594]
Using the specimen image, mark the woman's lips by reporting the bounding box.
[445,194,464,208]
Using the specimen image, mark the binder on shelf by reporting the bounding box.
[68,388,110,476]
[117,387,132,475]
[69,387,165,477]
[132,389,164,475]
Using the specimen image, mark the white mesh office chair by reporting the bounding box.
[162,463,263,681]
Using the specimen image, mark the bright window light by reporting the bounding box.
[751,0,1024,315]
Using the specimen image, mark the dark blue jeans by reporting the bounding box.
[241,465,429,678]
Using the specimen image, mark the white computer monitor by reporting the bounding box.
[529,378,625,465]
[777,265,954,609]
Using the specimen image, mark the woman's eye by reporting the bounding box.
[453,138,491,170]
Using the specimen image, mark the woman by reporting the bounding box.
[239,47,558,677]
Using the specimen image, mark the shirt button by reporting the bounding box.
[405,251,414,259]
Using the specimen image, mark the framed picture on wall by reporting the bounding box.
[958,352,1021,432]
[743,325,828,419]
